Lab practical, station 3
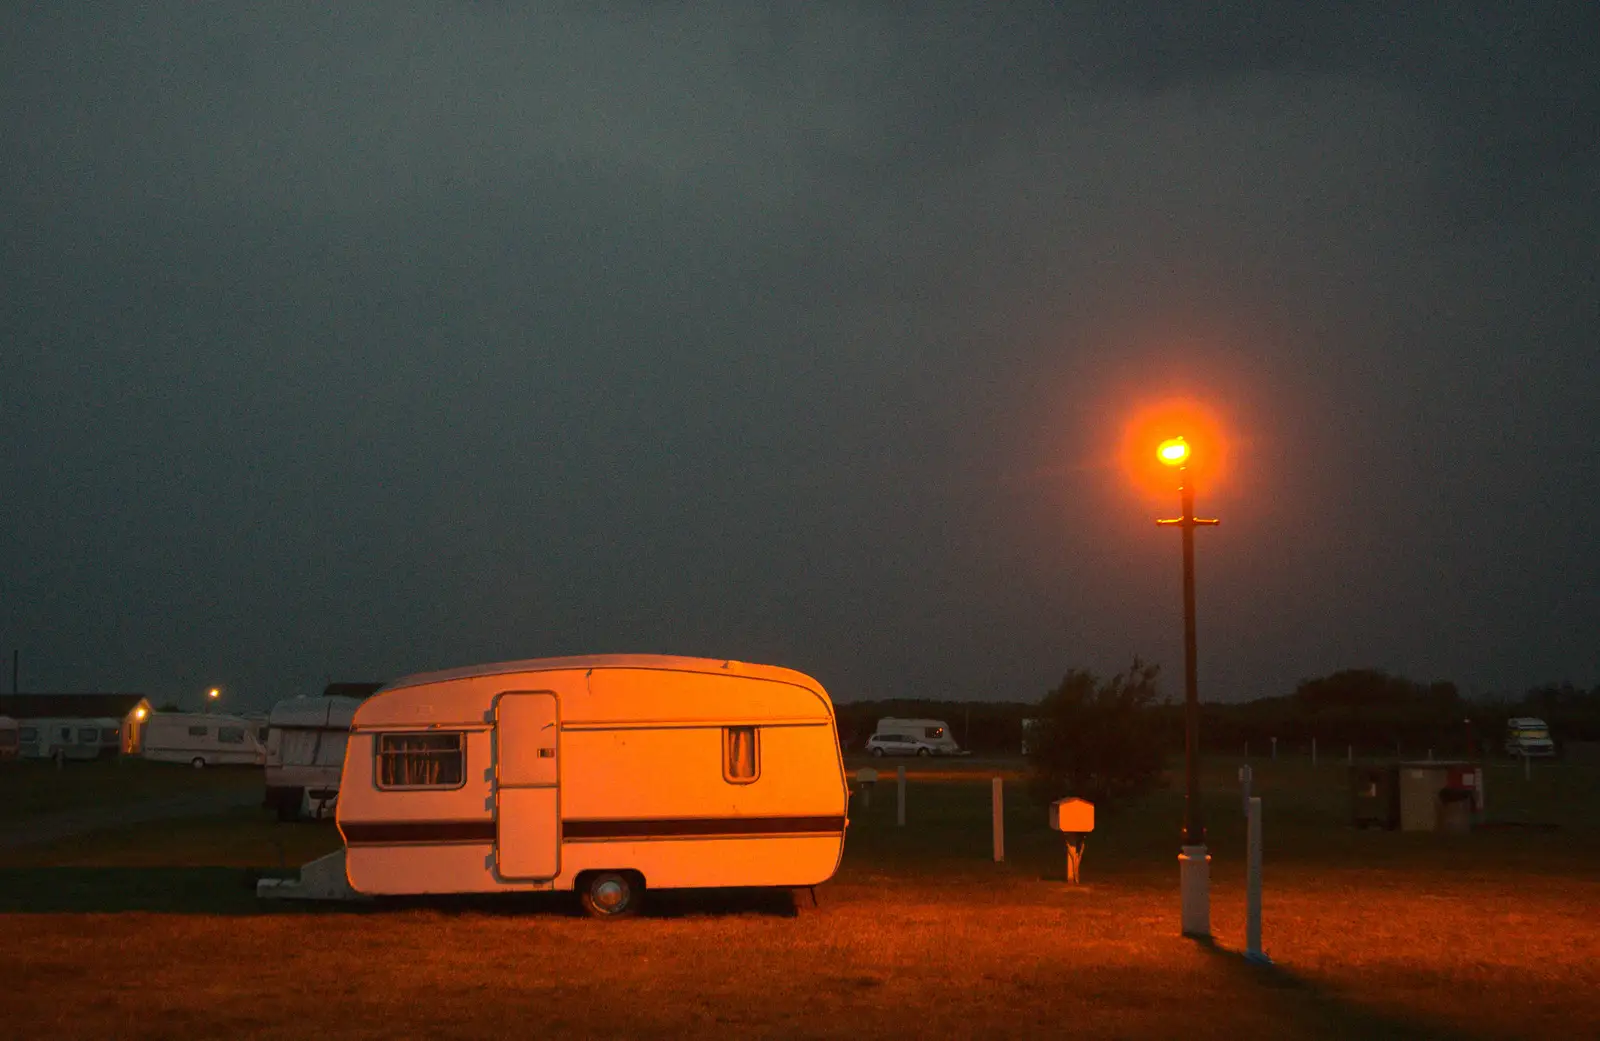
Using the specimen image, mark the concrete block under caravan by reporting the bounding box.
[263,655,849,917]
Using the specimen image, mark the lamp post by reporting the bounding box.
[1155,436,1219,938]
[206,687,220,714]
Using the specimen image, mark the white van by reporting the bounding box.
[142,712,266,768]
[1504,717,1555,758]
[866,717,963,756]
[260,654,848,916]
[265,695,363,819]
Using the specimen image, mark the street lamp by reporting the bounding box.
[206,687,220,714]
[1155,436,1219,939]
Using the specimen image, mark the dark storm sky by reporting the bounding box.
[5,4,1598,712]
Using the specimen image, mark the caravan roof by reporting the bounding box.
[357,655,833,729]
[268,696,364,729]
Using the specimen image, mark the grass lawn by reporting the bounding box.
[0,757,263,822]
[2,756,1597,1039]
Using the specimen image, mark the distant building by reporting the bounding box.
[0,693,153,759]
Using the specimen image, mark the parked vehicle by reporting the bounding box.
[0,716,18,761]
[1504,717,1555,758]
[265,695,363,820]
[868,717,963,756]
[16,717,122,760]
[260,654,848,915]
[142,712,266,768]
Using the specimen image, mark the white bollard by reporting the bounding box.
[992,777,1004,862]
[1427,748,1434,761]
[897,765,906,827]
[1245,796,1269,964]
[1239,764,1252,817]
[1270,736,1277,761]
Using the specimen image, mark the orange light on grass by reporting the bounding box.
[1157,437,1190,467]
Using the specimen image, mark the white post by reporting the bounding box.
[1311,737,1318,767]
[1239,764,1252,817]
[1427,748,1434,761]
[1270,736,1277,761]
[896,765,906,827]
[1245,796,1269,964]
[992,777,1004,862]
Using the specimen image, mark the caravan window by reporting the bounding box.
[19,727,36,742]
[100,728,119,742]
[58,727,72,742]
[188,725,209,737]
[376,733,465,789]
[925,727,944,739]
[79,728,98,744]
[217,727,246,745]
[724,727,759,783]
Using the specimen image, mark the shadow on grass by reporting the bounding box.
[1194,938,1487,1041]
[0,867,802,919]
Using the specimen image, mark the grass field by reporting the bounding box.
[3,755,1598,1039]
[0,757,262,823]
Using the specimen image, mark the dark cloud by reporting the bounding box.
[3,3,1596,709]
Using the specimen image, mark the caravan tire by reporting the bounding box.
[870,747,885,758]
[190,757,206,769]
[916,747,931,757]
[579,871,642,918]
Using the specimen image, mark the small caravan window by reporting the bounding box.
[79,728,98,744]
[926,727,944,739]
[20,727,37,741]
[217,727,246,745]
[100,728,119,742]
[58,727,72,742]
[724,727,758,783]
[377,732,465,789]
[188,725,209,737]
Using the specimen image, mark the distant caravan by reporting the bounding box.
[141,712,266,768]
[260,655,849,916]
[265,695,364,819]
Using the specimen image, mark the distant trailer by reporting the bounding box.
[261,654,849,916]
[141,712,266,768]
[264,695,364,819]
[17,717,123,761]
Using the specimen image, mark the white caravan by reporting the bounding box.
[260,654,849,916]
[265,695,363,819]
[1505,717,1556,758]
[870,717,963,756]
[142,712,266,767]
[17,718,123,760]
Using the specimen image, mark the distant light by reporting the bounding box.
[134,706,147,720]
[208,688,220,700]
[1157,437,1191,467]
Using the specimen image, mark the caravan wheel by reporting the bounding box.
[579,871,642,918]
[190,757,206,769]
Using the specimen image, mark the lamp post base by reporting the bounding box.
[1179,844,1211,938]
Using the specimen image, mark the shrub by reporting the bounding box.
[1026,659,1168,807]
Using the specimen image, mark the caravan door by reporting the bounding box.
[493,692,561,880]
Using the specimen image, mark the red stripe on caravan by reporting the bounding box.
[341,815,848,846]
[562,816,846,840]
[342,820,496,845]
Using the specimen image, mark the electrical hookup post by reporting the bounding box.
[1050,798,1094,884]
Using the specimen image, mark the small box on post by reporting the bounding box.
[855,768,878,809]
[1049,797,1094,883]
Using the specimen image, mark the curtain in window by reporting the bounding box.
[379,733,463,787]
[726,727,757,781]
